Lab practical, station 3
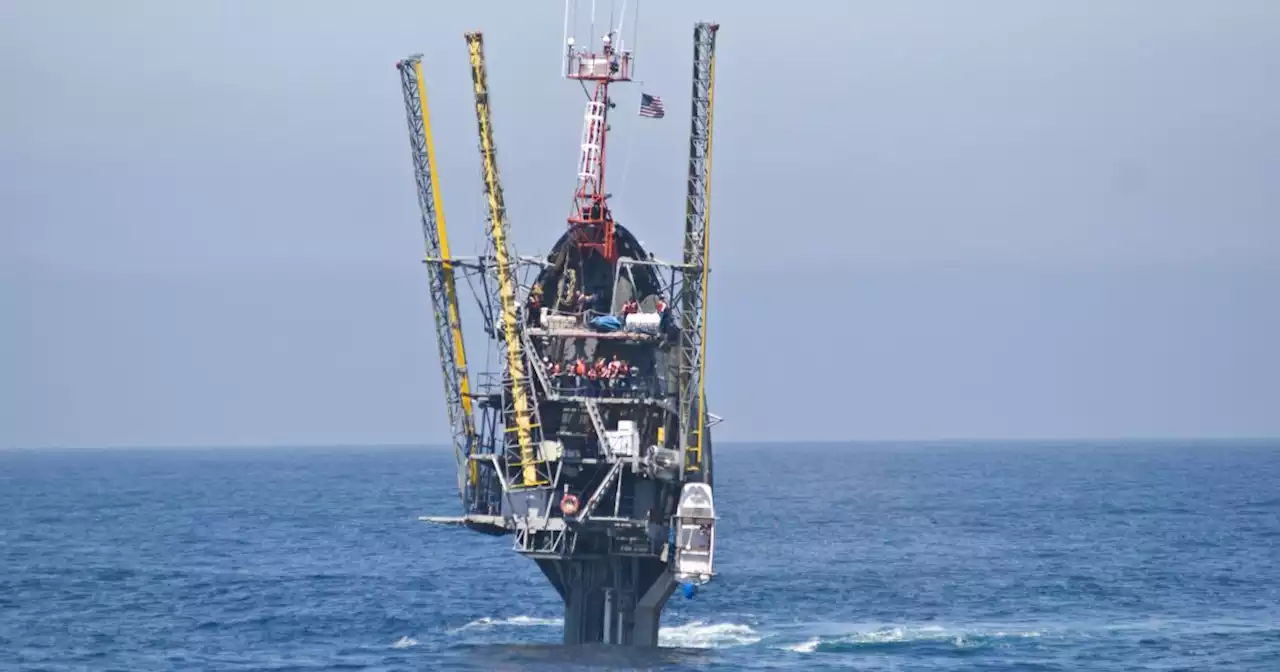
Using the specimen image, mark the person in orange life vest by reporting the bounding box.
[573,358,587,391]
[654,293,671,335]
[601,355,616,395]
[594,358,608,395]
[607,355,625,394]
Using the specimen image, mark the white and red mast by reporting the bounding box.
[563,15,634,263]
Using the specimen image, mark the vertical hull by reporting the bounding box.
[397,20,722,648]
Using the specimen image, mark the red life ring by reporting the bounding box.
[561,493,580,516]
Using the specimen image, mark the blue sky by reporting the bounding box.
[3,0,1278,447]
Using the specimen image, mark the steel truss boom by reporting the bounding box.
[464,32,548,488]
[395,55,477,505]
[678,22,719,480]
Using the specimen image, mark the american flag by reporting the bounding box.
[639,92,665,118]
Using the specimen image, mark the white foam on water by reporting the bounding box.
[448,614,762,648]
[445,613,1057,653]
[440,613,1276,655]
[773,624,1045,653]
[659,620,763,649]
[503,615,562,627]
[451,615,562,633]
[390,636,419,649]
[782,637,821,653]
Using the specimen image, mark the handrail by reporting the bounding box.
[542,373,662,399]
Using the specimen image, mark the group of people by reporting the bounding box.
[525,284,604,327]
[525,282,668,318]
[567,290,600,314]
[545,354,648,398]
[619,294,667,317]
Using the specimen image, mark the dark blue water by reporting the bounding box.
[3,442,1278,670]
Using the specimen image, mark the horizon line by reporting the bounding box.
[4,436,1278,452]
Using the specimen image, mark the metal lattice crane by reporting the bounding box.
[464,32,550,489]
[678,22,719,482]
[394,55,477,505]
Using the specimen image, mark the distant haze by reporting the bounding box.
[3,1,1278,448]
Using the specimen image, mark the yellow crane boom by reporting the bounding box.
[680,23,720,478]
[464,32,543,488]
[395,55,478,503]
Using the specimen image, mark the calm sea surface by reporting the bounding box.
[2,441,1278,670]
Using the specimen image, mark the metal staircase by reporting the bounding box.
[521,323,558,398]
[577,460,624,522]
[584,398,610,452]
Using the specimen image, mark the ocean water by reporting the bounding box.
[2,441,1278,671]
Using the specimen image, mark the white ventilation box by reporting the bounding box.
[539,440,563,462]
[545,312,579,330]
[605,420,639,458]
[624,312,660,333]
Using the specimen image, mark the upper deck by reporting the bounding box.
[564,33,633,81]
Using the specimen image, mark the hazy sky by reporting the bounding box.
[3,0,1278,448]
